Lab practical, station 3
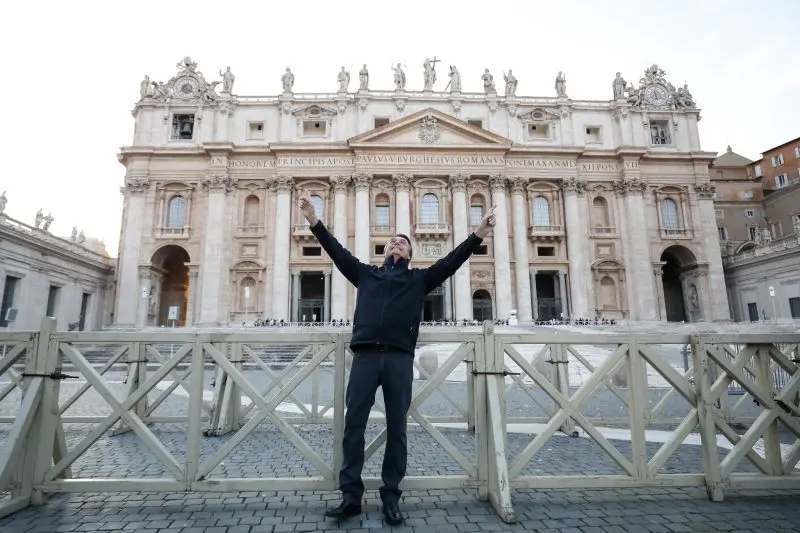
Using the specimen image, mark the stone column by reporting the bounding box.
[185,264,199,326]
[291,271,300,322]
[652,262,667,321]
[490,175,513,319]
[271,176,294,321]
[444,278,453,320]
[137,268,153,328]
[449,174,473,320]
[329,175,351,320]
[529,269,538,320]
[353,174,372,262]
[323,271,331,323]
[114,177,150,326]
[509,177,533,322]
[695,183,731,321]
[198,174,234,326]
[393,173,412,237]
[616,169,658,321]
[562,177,589,317]
[558,270,568,318]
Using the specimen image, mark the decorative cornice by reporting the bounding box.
[392,173,412,192]
[560,176,587,195]
[353,173,372,191]
[508,176,528,195]
[694,182,716,199]
[448,174,469,194]
[489,174,507,192]
[329,175,351,194]
[124,177,151,194]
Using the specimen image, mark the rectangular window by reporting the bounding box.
[795,146,800,158]
[527,123,550,140]
[585,126,601,144]
[470,205,484,226]
[772,154,784,167]
[247,122,265,140]
[374,244,385,255]
[373,117,390,128]
[748,226,758,241]
[789,297,800,319]
[474,245,488,255]
[0,276,19,327]
[717,227,727,241]
[302,246,322,257]
[649,120,671,145]
[744,209,756,218]
[171,114,195,140]
[302,120,327,137]
[375,205,390,226]
[537,246,556,257]
[467,119,483,128]
[776,174,788,188]
[740,191,753,199]
[46,285,60,317]
[715,209,724,219]
[753,164,762,177]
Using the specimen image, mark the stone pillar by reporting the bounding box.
[323,271,331,323]
[137,268,153,328]
[695,183,731,321]
[616,168,658,321]
[509,177,533,322]
[652,262,667,321]
[529,269,538,320]
[291,271,300,322]
[449,174,473,320]
[185,264,199,326]
[353,174,371,262]
[271,176,294,321]
[198,174,233,326]
[393,173,412,237]
[562,177,589,318]
[329,175,351,320]
[114,177,151,326]
[558,270,568,318]
[444,278,453,320]
[490,175,513,319]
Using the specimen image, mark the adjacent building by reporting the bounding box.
[114,58,730,327]
[0,201,115,331]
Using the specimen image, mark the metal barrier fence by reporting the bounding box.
[0,319,798,523]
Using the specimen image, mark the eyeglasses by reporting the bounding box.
[387,237,409,247]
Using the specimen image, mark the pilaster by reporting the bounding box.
[329,175,351,320]
[694,182,730,321]
[509,176,533,322]
[490,175,513,319]
[114,177,151,326]
[393,173,412,238]
[562,177,589,317]
[271,175,294,320]
[353,173,372,263]
[449,173,472,320]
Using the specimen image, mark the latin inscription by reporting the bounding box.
[357,154,505,165]
[219,156,640,170]
[506,159,576,168]
[229,159,276,168]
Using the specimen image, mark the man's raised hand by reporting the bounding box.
[298,193,318,226]
[475,206,497,239]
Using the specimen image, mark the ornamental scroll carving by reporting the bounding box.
[271,176,294,194]
[613,177,647,196]
[204,175,238,193]
[693,182,716,199]
[448,174,469,194]
[329,175,351,193]
[560,176,587,195]
[489,174,507,192]
[353,173,372,191]
[124,177,151,194]
[392,173,412,192]
[508,176,529,195]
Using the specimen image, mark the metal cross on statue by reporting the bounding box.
[429,56,441,70]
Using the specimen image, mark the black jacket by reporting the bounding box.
[309,220,484,355]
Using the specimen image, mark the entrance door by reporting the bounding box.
[423,285,445,321]
[299,272,326,323]
[78,293,90,331]
[535,273,559,320]
[299,299,324,323]
[473,290,493,322]
[747,302,759,322]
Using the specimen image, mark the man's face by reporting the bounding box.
[385,236,410,260]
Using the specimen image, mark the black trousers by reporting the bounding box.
[339,349,414,505]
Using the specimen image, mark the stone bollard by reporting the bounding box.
[418,350,438,380]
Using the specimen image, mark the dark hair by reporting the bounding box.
[394,233,412,258]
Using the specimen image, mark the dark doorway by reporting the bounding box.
[660,246,697,323]
[152,245,190,326]
[535,273,561,320]
[473,289,493,322]
[299,272,325,323]
[423,285,445,321]
[78,293,90,331]
[747,302,759,322]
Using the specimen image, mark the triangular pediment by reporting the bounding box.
[349,108,511,148]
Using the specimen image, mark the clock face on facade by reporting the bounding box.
[174,76,200,98]
[644,84,668,106]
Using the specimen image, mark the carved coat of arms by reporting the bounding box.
[418,115,440,144]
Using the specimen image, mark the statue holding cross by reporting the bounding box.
[423,57,440,91]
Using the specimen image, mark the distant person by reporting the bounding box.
[298,193,496,525]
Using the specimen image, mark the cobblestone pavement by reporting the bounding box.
[1,486,799,532]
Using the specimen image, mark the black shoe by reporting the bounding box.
[382,500,403,526]
[324,501,362,521]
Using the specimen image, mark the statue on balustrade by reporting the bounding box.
[359,64,369,90]
[481,69,495,93]
[504,70,517,97]
[337,66,350,93]
[555,71,567,97]
[35,209,43,228]
[0,191,6,214]
[444,65,461,93]
[282,67,295,93]
[220,66,235,93]
[392,63,406,90]
[612,72,627,100]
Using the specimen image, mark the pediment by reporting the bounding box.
[518,107,560,122]
[349,108,511,148]
[291,104,338,119]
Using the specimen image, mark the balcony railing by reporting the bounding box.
[157,226,190,239]
[414,222,451,240]
[589,226,616,238]
[528,224,564,242]
[371,224,394,236]
[724,232,800,265]
[660,227,693,240]
[237,224,265,234]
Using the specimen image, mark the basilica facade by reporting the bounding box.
[114,57,729,327]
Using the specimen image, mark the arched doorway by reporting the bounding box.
[660,245,698,323]
[473,290,493,322]
[150,245,190,326]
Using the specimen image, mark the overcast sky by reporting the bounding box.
[1,0,797,257]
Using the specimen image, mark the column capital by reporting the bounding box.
[392,173,412,192]
[329,175,351,193]
[652,261,666,276]
[613,177,647,197]
[488,174,507,192]
[448,173,469,193]
[561,176,587,196]
[271,175,294,194]
[124,176,151,194]
[203,174,238,193]
[693,182,716,199]
[353,173,372,191]
[508,176,529,195]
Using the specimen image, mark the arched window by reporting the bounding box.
[241,277,256,311]
[306,195,324,225]
[421,193,439,224]
[592,196,610,227]
[470,194,485,226]
[660,199,680,229]
[244,195,260,227]
[166,196,186,228]
[374,193,391,227]
[532,196,551,226]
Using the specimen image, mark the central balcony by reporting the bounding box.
[660,227,693,240]
[528,224,564,243]
[156,226,191,239]
[414,222,451,240]
[293,223,333,242]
